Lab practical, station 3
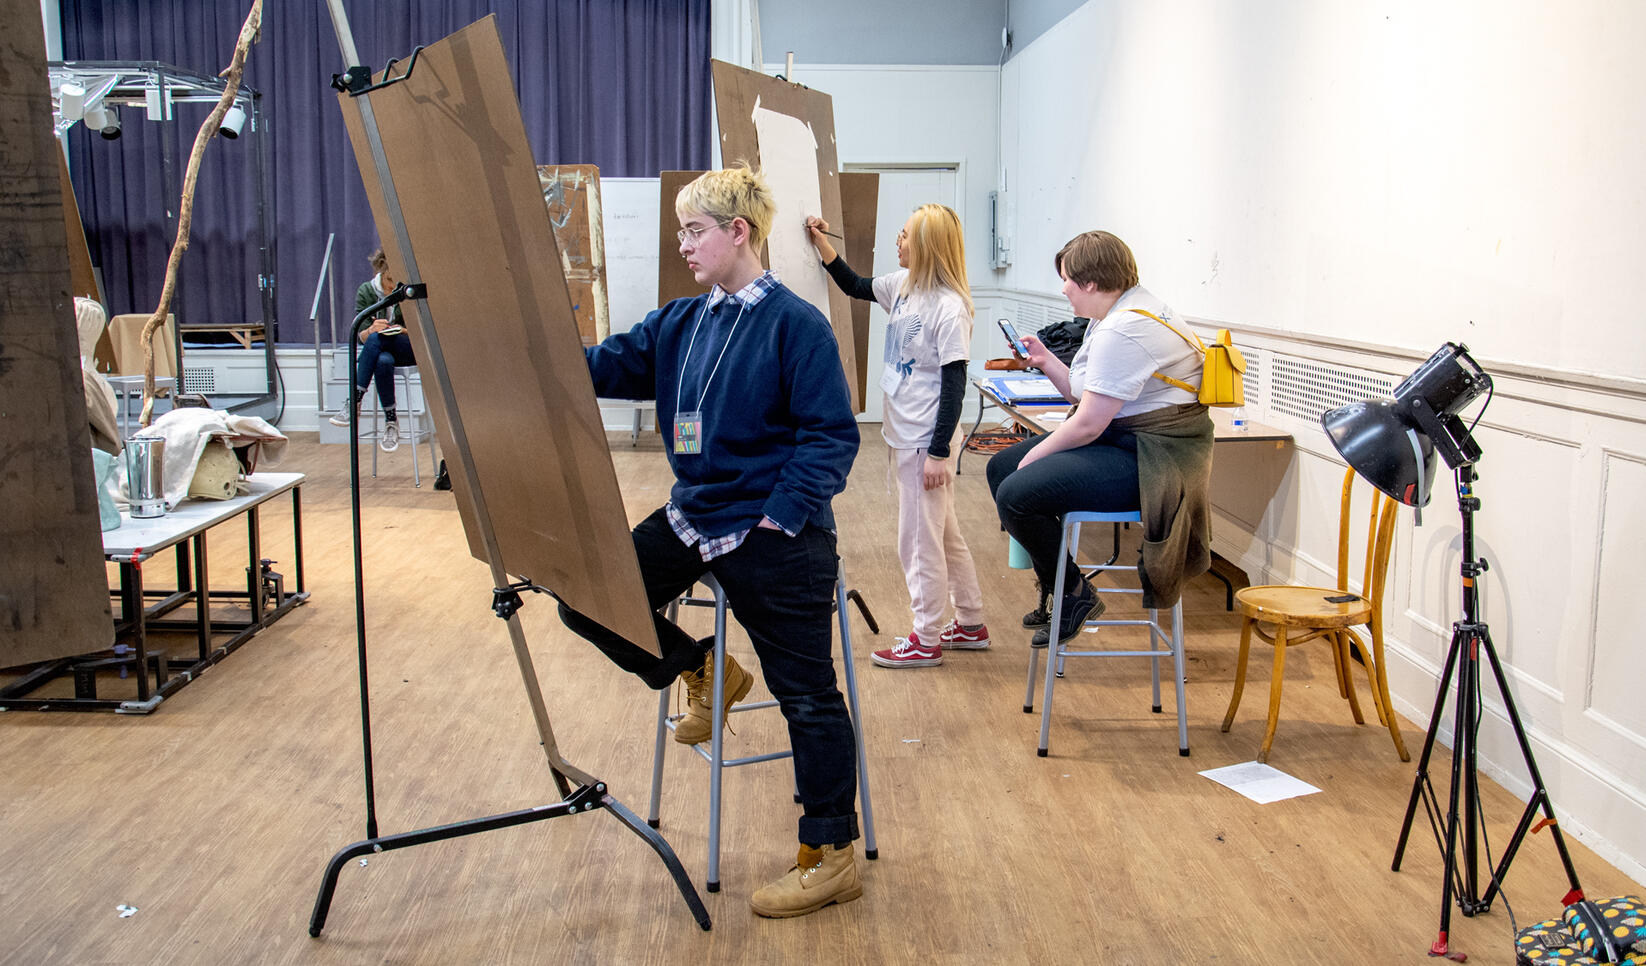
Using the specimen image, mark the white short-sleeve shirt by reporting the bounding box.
[871,270,973,449]
[1066,286,1202,418]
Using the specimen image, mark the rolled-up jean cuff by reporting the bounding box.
[799,814,859,848]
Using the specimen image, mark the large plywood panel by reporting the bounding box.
[711,60,860,410]
[536,164,608,345]
[656,170,705,307]
[838,171,878,406]
[337,18,657,655]
[0,5,115,667]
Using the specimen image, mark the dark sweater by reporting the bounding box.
[354,279,404,326]
[1118,402,1215,609]
[586,283,860,537]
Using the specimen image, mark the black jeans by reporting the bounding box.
[986,428,1140,594]
[558,507,859,847]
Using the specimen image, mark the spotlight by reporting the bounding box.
[219,105,247,139]
[1325,344,1594,961]
[1320,342,1491,508]
[84,104,121,139]
[57,81,88,122]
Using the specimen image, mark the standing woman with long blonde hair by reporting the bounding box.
[806,204,990,668]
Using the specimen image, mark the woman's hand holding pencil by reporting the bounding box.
[804,215,840,261]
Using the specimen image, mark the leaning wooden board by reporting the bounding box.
[0,2,115,667]
[337,17,658,655]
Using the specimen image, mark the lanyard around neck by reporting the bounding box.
[675,295,748,413]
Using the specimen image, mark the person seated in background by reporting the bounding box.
[556,165,865,918]
[986,230,1214,647]
[805,205,990,669]
[331,247,415,452]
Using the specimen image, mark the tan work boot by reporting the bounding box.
[674,651,753,745]
[749,843,862,918]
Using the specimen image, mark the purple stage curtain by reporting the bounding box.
[61,0,713,345]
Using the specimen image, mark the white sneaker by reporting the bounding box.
[328,410,352,427]
[379,421,401,452]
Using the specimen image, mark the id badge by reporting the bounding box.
[879,363,903,398]
[673,410,704,454]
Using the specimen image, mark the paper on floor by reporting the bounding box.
[1198,761,1322,804]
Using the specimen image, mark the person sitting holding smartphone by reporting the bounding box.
[331,247,416,452]
[986,230,1215,647]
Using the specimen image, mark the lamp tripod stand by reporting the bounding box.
[1390,463,1587,958]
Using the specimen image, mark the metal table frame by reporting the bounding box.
[0,473,308,713]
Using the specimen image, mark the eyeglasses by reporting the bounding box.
[677,221,730,245]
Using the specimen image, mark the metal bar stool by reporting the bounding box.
[647,564,879,893]
[1024,510,1190,757]
[366,366,437,485]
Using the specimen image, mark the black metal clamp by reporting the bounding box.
[492,578,550,621]
[331,46,426,97]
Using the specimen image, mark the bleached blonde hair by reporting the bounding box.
[675,163,775,251]
[900,203,973,317]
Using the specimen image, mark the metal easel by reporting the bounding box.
[307,4,710,935]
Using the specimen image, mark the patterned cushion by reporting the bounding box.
[1516,896,1646,966]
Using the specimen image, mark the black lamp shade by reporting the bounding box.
[1322,398,1438,507]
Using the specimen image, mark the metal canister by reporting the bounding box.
[125,435,167,518]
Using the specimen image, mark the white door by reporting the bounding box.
[843,166,959,424]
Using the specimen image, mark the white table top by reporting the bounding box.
[103,472,305,561]
[973,378,1291,443]
[105,375,176,391]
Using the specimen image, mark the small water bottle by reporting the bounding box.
[1230,406,1249,433]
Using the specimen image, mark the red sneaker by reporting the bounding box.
[938,619,991,650]
[871,632,942,668]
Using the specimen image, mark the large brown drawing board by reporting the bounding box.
[536,164,608,346]
[337,18,658,655]
[0,4,115,668]
[710,60,861,411]
[656,170,705,307]
[838,171,879,401]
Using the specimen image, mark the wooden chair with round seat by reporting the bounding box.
[1221,466,1410,763]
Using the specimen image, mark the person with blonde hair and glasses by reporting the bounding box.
[986,230,1214,649]
[557,165,864,918]
[806,204,990,669]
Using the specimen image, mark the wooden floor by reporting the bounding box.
[2,431,1637,965]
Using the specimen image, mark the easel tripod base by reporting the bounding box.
[309,781,712,934]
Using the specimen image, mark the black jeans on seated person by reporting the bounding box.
[986,427,1141,596]
[557,506,860,848]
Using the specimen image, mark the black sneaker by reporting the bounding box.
[433,459,451,490]
[1022,592,1050,628]
[1030,580,1104,648]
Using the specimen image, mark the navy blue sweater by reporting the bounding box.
[586,283,860,538]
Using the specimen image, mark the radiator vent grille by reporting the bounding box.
[182,367,216,394]
[1242,346,1262,403]
[1270,354,1394,422]
[1016,301,1049,332]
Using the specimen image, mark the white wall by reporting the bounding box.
[1002,0,1646,883]
[1001,1,1646,379]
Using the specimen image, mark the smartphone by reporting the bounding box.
[997,318,1028,358]
[379,325,406,336]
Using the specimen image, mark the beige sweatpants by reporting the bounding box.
[891,442,986,643]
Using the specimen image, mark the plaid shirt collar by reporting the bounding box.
[706,270,780,312]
